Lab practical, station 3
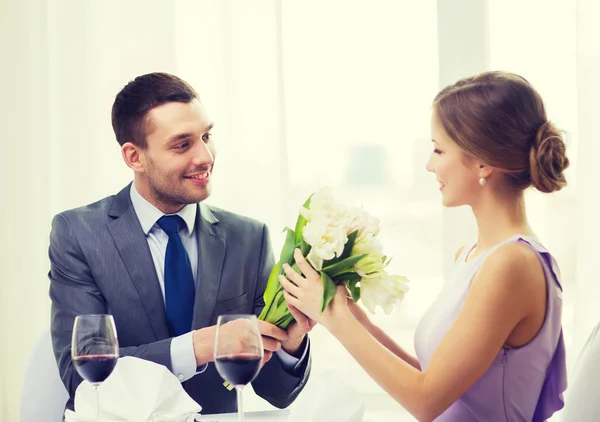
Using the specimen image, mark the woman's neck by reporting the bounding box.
[470,190,534,254]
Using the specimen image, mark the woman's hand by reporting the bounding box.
[279,249,352,330]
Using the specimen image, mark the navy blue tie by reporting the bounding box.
[157,215,196,337]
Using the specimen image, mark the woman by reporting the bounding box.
[279,71,569,422]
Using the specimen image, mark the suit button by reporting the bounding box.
[178,374,184,381]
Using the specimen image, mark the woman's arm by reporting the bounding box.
[348,299,421,370]
[281,244,545,421]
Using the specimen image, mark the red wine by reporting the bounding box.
[73,354,117,384]
[215,354,262,386]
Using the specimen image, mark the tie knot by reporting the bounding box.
[157,215,185,236]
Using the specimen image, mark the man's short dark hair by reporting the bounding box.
[111,72,199,147]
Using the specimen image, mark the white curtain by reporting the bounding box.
[1,1,181,420]
[174,0,288,236]
[1,0,598,420]
[574,0,600,356]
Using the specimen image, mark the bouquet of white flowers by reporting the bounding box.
[259,187,409,329]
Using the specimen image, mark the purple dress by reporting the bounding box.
[414,235,567,421]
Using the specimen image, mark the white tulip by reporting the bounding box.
[352,234,383,256]
[354,254,386,278]
[360,272,410,314]
[300,188,350,269]
[346,208,380,240]
[351,235,386,277]
[302,217,348,265]
[300,187,348,225]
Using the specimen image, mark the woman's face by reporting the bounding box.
[426,110,483,208]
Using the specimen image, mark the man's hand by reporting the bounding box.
[192,320,289,367]
[281,303,316,357]
[256,321,289,367]
[257,320,288,353]
[192,325,217,367]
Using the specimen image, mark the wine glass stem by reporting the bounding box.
[236,386,244,422]
[94,385,100,422]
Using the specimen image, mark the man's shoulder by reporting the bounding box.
[49,192,123,245]
[54,192,119,226]
[60,195,115,216]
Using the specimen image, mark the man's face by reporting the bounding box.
[136,99,215,212]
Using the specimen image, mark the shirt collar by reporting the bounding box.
[130,183,197,235]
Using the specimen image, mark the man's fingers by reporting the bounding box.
[261,336,282,352]
[262,351,273,367]
[257,320,288,341]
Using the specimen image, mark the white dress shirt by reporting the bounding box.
[129,184,307,382]
[130,184,202,381]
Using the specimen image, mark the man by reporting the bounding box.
[49,72,312,414]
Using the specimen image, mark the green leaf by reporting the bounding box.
[340,230,359,260]
[280,228,297,266]
[259,261,283,320]
[294,195,312,245]
[383,256,392,267]
[300,238,311,257]
[275,313,295,330]
[335,272,362,283]
[262,290,288,325]
[321,271,337,313]
[346,279,361,303]
[322,254,368,278]
[321,256,338,268]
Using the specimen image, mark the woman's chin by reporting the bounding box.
[441,193,460,208]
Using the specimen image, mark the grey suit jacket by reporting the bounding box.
[49,184,310,414]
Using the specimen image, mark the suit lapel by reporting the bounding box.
[192,202,226,328]
[107,184,170,340]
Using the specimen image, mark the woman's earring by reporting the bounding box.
[479,176,487,186]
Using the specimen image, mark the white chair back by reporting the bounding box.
[561,323,600,421]
[20,328,69,422]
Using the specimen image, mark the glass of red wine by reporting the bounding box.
[214,314,264,422]
[72,314,119,421]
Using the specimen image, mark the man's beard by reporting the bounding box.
[145,157,211,208]
[149,176,207,208]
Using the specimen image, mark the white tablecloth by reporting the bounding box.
[197,409,378,421]
[196,410,289,421]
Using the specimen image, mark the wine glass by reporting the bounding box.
[72,314,119,421]
[214,314,264,422]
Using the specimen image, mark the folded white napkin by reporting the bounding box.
[196,409,289,421]
[64,356,202,422]
[287,369,365,422]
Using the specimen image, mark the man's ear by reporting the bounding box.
[121,142,145,173]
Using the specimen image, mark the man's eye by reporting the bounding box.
[433,148,442,154]
[202,132,212,142]
[175,142,189,149]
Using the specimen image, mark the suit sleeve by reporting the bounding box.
[250,224,311,408]
[48,213,172,399]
